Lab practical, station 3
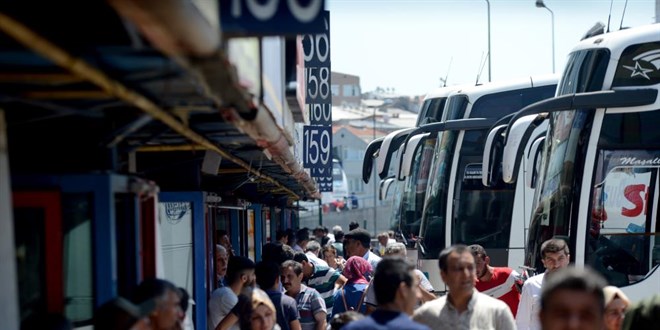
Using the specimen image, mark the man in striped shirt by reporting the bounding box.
[282,260,327,330]
[294,252,346,321]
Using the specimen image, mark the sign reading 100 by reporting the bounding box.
[303,126,331,170]
[229,0,324,23]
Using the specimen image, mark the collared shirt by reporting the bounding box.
[475,267,521,317]
[293,284,327,330]
[306,251,329,267]
[363,250,382,271]
[412,289,515,330]
[307,263,340,319]
[516,273,544,330]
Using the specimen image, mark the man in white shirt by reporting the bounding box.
[412,245,515,330]
[516,238,571,330]
[207,256,255,330]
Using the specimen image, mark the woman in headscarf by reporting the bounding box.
[331,256,372,316]
[603,286,630,330]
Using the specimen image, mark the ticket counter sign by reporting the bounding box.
[221,0,326,37]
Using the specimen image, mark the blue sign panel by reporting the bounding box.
[302,125,332,172]
[220,0,326,37]
[312,168,333,192]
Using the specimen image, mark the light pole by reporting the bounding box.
[536,0,555,73]
[372,106,377,235]
[485,0,491,82]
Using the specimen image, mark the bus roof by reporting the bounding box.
[447,74,559,104]
[570,23,660,56]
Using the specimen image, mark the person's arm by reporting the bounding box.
[418,287,437,303]
[215,313,238,330]
[289,319,302,330]
[516,282,532,330]
[363,283,377,315]
[334,274,347,289]
[313,312,327,330]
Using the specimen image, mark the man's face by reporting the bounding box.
[281,266,302,293]
[440,251,476,297]
[474,254,489,279]
[301,261,314,278]
[540,289,603,330]
[151,290,182,330]
[542,250,570,276]
[400,270,421,315]
[243,269,256,288]
[250,304,276,330]
[215,249,228,278]
[378,236,388,246]
[314,230,324,239]
[344,238,359,257]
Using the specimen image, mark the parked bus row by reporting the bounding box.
[366,22,660,301]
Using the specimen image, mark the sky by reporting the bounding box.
[327,0,659,96]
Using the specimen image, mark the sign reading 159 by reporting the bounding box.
[303,126,331,170]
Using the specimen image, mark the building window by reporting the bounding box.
[331,84,339,96]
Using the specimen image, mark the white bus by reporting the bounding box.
[413,76,558,290]
[321,159,350,212]
[505,23,660,301]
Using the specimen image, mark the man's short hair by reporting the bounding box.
[281,260,303,276]
[132,278,178,306]
[95,297,154,330]
[275,230,288,241]
[384,242,407,257]
[255,261,281,289]
[306,240,321,253]
[468,244,487,259]
[373,257,414,305]
[540,266,606,313]
[438,244,471,273]
[345,228,371,248]
[348,221,360,231]
[377,232,389,239]
[541,238,570,258]
[334,231,345,241]
[262,242,294,265]
[293,252,309,264]
[226,256,256,285]
[330,311,364,330]
[296,228,310,242]
[332,225,343,235]
[314,226,325,234]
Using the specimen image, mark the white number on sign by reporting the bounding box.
[318,67,329,99]
[231,0,323,23]
[304,128,331,166]
[310,103,331,123]
[302,33,329,63]
[306,67,330,101]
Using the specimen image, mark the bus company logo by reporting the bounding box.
[622,49,660,80]
[164,202,190,224]
[619,156,660,166]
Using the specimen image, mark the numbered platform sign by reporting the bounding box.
[221,0,326,37]
[303,125,332,171]
[312,168,333,192]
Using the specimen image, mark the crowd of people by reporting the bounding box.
[29,223,659,330]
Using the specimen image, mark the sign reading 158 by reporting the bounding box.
[303,126,331,170]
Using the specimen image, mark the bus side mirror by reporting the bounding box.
[482,124,507,187]
[398,133,429,181]
[525,136,545,189]
[379,177,396,200]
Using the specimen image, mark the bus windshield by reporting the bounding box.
[525,48,610,271]
[419,85,557,260]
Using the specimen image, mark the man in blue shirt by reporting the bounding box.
[343,257,429,330]
[256,261,301,330]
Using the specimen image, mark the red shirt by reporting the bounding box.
[475,267,521,317]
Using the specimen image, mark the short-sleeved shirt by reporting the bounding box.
[293,284,326,330]
[475,267,521,317]
[266,289,299,330]
[412,290,516,330]
[208,287,239,330]
[343,310,430,330]
[516,273,544,330]
[306,263,340,318]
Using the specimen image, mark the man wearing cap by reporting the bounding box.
[344,228,381,270]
